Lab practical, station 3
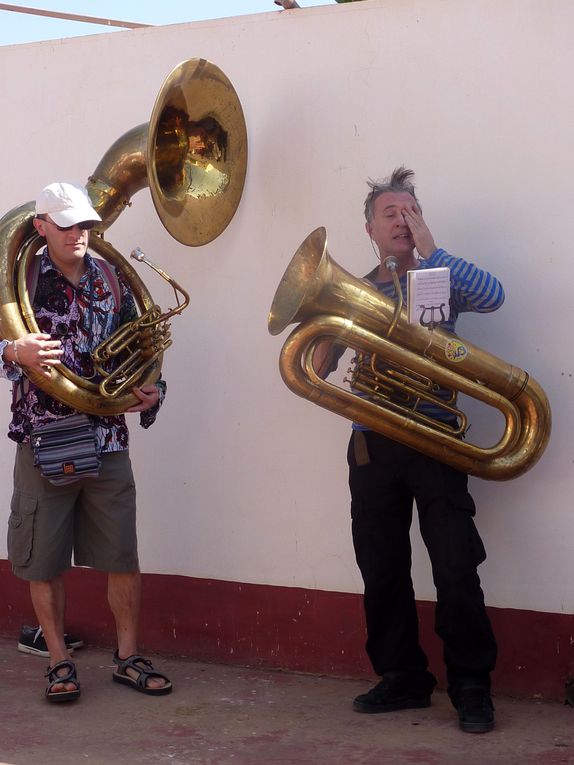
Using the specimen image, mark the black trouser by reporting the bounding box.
[348,430,497,690]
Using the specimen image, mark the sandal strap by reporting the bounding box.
[113,650,170,689]
[45,659,77,682]
[44,659,76,679]
[113,651,152,672]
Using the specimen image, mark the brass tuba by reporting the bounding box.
[268,227,551,481]
[0,59,248,416]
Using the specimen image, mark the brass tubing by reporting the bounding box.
[279,316,548,480]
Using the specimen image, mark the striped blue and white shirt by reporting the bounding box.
[370,248,505,333]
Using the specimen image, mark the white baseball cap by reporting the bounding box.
[35,182,102,227]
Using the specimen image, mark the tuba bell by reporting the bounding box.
[0,59,248,416]
[268,227,551,481]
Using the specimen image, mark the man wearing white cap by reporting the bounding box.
[1,182,172,702]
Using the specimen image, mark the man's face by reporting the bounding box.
[33,216,90,266]
[366,191,417,261]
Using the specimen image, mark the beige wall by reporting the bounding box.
[0,0,571,614]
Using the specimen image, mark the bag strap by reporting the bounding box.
[93,259,121,313]
[26,253,42,301]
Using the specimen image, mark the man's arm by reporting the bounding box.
[133,378,167,428]
[312,340,346,379]
[402,202,504,314]
[426,250,505,314]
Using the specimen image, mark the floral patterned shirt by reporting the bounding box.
[1,247,165,452]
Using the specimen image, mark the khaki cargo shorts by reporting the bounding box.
[8,444,139,581]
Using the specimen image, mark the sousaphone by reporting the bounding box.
[0,59,248,416]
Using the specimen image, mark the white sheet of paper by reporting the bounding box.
[407,267,450,325]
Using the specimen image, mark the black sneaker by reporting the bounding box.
[452,686,495,733]
[353,672,436,714]
[17,626,84,658]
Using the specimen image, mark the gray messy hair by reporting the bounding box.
[364,166,420,223]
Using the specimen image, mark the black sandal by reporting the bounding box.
[45,659,81,703]
[112,650,172,696]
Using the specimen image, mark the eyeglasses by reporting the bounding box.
[38,217,96,232]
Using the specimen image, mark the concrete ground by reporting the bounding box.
[0,637,573,765]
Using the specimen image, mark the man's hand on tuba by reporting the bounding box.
[125,384,160,413]
[4,334,63,378]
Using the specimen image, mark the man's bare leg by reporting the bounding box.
[108,571,166,690]
[30,577,77,693]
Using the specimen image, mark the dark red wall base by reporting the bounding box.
[1,560,571,700]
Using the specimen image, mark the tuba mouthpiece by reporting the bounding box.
[384,256,399,272]
[130,247,145,262]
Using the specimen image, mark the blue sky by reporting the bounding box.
[0,1,335,45]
